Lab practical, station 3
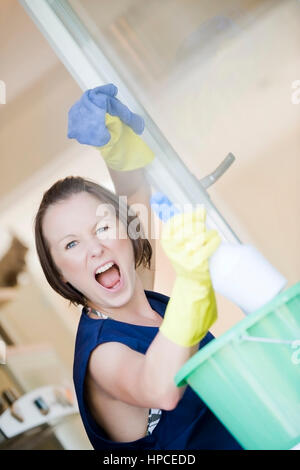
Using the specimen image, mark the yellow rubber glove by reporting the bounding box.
[98,114,155,171]
[159,207,221,347]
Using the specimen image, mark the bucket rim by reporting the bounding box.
[174,281,300,387]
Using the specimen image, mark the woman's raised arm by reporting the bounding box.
[108,167,155,291]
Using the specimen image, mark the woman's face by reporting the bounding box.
[42,191,137,310]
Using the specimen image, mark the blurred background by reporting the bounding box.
[0,0,299,449]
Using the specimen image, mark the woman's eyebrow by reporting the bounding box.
[58,220,104,244]
[59,233,77,243]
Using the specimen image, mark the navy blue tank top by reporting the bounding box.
[73,290,243,450]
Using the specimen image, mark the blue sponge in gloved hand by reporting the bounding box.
[150,192,180,223]
[68,84,154,171]
[68,83,145,146]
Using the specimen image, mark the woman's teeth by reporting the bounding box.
[95,261,122,291]
[95,262,114,275]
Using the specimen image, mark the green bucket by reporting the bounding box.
[175,282,300,450]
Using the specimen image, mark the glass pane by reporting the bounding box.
[68,0,300,285]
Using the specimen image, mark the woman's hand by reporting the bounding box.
[161,207,221,281]
[68,83,144,146]
[151,194,221,347]
[67,84,154,171]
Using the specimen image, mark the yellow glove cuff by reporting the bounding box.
[159,276,217,347]
[97,114,155,171]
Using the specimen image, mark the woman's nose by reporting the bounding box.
[88,237,104,257]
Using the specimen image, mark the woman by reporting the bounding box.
[34,85,242,450]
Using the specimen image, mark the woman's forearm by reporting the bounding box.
[108,167,152,243]
[108,167,150,199]
[142,331,199,410]
[108,167,156,289]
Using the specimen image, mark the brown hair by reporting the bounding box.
[34,176,152,307]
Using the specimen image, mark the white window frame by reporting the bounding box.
[19,0,241,244]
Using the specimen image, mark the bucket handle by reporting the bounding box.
[238,333,300,345]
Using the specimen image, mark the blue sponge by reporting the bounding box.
[68,83,144,146]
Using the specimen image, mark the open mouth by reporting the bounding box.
[95,262,122,291]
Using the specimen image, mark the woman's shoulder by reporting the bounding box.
[144,289,170,304]
[144,289,170,318]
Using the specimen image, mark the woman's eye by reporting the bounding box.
[96,225,109,236]
[65,226,109,249]
[65,240,77,250]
